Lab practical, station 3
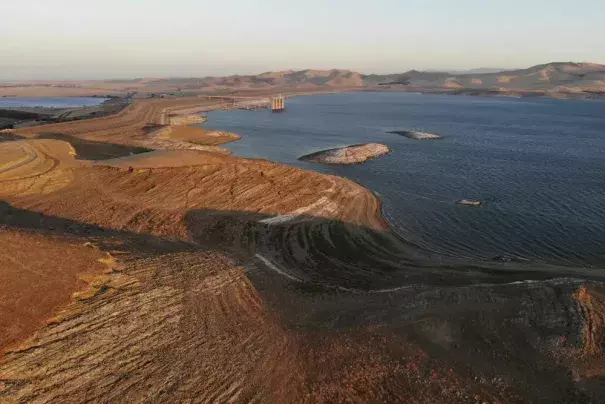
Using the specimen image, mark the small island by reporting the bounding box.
[388,130,442,140]
[299,143,390,165]
[456,199,485,206]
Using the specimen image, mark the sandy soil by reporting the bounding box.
[299,143,390,165]
[0,229,111,351]
[1,97,604,403]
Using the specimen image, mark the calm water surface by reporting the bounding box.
[0,97,107,108]
[206,92,605,268]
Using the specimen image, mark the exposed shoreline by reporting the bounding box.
[6,95,605,285]
[2,95,605,402]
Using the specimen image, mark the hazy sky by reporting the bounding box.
[1,0,604,80]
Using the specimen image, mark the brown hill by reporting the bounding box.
[366,62,605,97]
[186,62,605,95]
[2,62,604,99]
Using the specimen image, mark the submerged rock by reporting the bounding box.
[389,130,442,140]
[299,143,390,165]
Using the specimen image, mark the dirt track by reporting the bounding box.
[1,98,605,403]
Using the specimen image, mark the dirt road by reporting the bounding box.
[0,143,37,174]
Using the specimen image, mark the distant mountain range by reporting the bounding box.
[364,62,605,92]
[127,62,605,99]
[426,68,512,74]
[3,62,605,99]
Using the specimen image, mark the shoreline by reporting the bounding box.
[8,93,602,273]
[3,86,602,132]
[2,96,605,401]
[204,96,605,273]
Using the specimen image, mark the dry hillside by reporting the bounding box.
[4,62,604,99]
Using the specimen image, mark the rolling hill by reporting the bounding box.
[95,62,605,98]
[362,62,605,97]
[2,63,605,99]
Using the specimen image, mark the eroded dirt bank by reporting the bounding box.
[1,98,605,403]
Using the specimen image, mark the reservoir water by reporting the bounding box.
[0,97,107,108]
[206,92,605,268]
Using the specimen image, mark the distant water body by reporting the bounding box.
[0,97,107,108]
[206,92,605,268]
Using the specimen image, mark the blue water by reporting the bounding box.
[206,92,605,268]
[0,97,107,108]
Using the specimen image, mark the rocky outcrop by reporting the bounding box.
[389,130,442,140]
[139,125,239,155]
[456,199,485,206]
[299,143,390,165]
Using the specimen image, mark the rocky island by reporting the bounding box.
[389,130,442,139]
[456,199,485,206]
[299,143,390,165]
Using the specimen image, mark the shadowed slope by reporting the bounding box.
[2,202,605,402]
